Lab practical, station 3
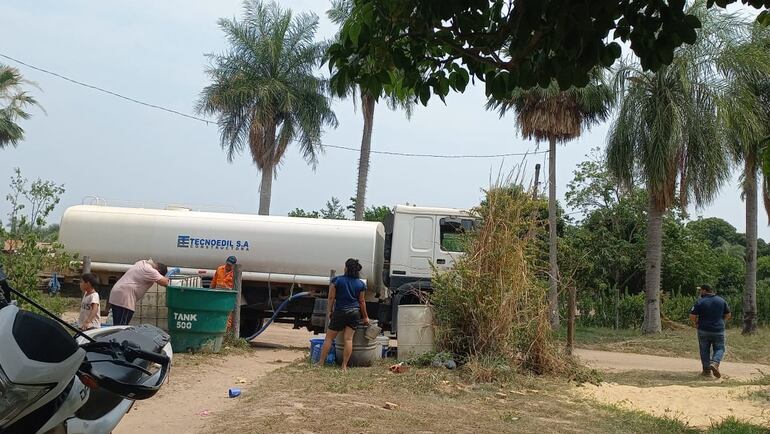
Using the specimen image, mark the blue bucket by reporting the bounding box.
[309,337,335,365]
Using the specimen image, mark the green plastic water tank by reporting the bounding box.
[166,285,237,353]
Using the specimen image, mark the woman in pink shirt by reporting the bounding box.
[108,260,169,325]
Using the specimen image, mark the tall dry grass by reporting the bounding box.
[432,185,574,376]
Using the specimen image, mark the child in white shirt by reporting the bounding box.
[77,273,101,331]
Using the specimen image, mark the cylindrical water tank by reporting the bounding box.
[396,304,434,360]
[59,205,385,292]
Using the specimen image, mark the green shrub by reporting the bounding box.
[661,293,697,323]
[432,186,573,376]
[567,285,770,330]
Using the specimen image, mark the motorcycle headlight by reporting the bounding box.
[0,364,54,427]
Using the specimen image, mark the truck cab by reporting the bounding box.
[385,205,475,293]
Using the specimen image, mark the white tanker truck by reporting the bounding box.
[58,204,474,336]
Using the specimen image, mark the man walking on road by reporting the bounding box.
[690,284,731,378]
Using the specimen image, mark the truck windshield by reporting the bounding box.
[439,218,476,253]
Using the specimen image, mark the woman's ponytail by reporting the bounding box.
[344,258,362,278]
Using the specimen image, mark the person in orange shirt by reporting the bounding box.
[211,255,237,332]
[211,256,237,289]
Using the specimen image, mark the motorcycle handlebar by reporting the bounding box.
[80,340,171,400]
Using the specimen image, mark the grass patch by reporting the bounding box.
[207,360,768,433]
[706,417,770,433]
[570,326,770,365]
[599,371,770,388]
[40,295,80,316]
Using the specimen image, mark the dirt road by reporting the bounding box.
[574,349,770,428]
[575,348,768,381]
[114,324,313,434]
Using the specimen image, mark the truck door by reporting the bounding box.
[408,215,435,278]
[434,217,475,272]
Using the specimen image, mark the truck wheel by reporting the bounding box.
[396,281,432,304]
[239,315,265,338]
[391,281,432,334]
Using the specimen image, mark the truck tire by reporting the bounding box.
[239,313,265,338]
[391,281,432,334]
[396,281,433,302]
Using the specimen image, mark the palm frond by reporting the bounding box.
[605,1,751,211]
[196,0,336,173]
[0,65,42,149]
[487,70,614,143]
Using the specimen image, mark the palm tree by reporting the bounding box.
[718,24,770,335]
[198,0,337,215]
[0,65,41,149]
[327,0,414,221]
[607,3,739,333]
[487,74,614,329]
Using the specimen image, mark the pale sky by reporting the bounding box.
[0,0,765,239]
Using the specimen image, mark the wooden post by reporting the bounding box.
[83,256,91,274]
[566,284,576,355]
[232,263,243,339]
[532,163,541,199]
[324,269,335,333]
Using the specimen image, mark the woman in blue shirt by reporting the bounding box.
[317,258,370,370]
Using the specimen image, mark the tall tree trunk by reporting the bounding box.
[355,94,376,221]
[566,284,576,355]
[743,155,758,335]
[642,195,663,334]
[258,164,273,216]
[614,269,621,330]
[548,137,560,328]
[256,122,277,216]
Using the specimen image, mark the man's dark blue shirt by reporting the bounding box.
[690,294,730,333]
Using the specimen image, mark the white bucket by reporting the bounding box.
[396,304,434,360]
[376,335,389,359]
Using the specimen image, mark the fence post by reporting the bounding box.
[232,263,242,339]
[83,256,91,274]
[532,163,541,199]
[566,284,576,355]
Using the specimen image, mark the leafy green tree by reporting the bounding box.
[0,169,73,311]
[606,3,737,333]
[757,255,770,280]
[319,197,347,220]
[757,238,770,257]
[287,208,320,218]
[562,154,647,328]
[662,215,721,295]
[326,0,768,105]
[487,75,614,328]
[327,0,413,222]
[687,217,744,248]
[346,197,391,222]
[197,0,337,215]
[718,23,770,334]
[562,153,746,326]
[0,66,41,149]
[363,205,390,223]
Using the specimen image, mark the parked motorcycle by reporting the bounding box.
[0,265,172,434]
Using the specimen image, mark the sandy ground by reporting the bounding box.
[574,349,770,428]
[114,324,313,434]
[581,383,769,428]
[575,348,769,381]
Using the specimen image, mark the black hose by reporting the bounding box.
[245,291,310,341]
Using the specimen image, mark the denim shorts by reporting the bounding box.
[328,308,361,331]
